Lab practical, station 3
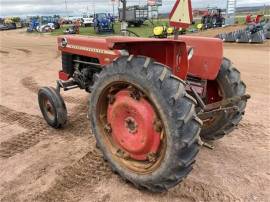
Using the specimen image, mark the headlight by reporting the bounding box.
[61,37,68,48]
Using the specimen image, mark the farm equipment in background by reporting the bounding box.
[93,13,114,34]
[0,23,9,31]
[40,16,61,30]
[3,17,24,30]
[246,14,264,24]
[82,13,94,27]
[201,8,225,29]
[38,0,250,192]
[264,21,270,39]
[26,16,60,33]
[119,5,149,27]
[217,20,270,43]
[153,26,174,38]
[27,18,40,32]
[218,13,269,43]
[64,20,81,35]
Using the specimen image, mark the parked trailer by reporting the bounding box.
[119,5,148,27]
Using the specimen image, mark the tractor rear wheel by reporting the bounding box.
[89,56,202,192]
[200,58,247,140]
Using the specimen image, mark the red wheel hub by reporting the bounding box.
[107,89,161,161]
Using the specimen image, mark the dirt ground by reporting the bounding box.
[0,28,269,202]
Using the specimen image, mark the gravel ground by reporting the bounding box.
[0,28,269,202]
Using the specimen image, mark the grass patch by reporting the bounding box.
[50,20,170,37]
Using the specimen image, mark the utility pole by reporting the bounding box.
[92,0,96,14]
[121,0,126,22]
[120,0,128,35]
[64,0,68,16]
[112,1,115,18]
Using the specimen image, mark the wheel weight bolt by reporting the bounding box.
[147,152,157,163]
[153,119,163,133]
[116,149,130,159]
[104,123,112,134]
[130,89,141,100]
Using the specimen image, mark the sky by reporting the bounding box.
[0,0,269,17]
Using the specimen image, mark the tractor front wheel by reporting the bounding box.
[38,87,67,128]
[200,58,247,140]
[89,56,202,192]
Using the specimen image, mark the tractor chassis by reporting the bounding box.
[55,76,250,130]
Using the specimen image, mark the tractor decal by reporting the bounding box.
[65,44,117,55]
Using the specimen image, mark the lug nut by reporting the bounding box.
[153,119,163,133]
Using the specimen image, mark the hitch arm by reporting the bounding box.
[56,80,79,93]
[204,94,251,112]
[196,94,251,120]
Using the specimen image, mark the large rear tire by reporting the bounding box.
[200,58,247,140]
[89,56,202,192]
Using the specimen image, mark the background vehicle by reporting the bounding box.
[64,20,81,35]
[40,16,60,29]
[38,0,249,193]
[82,13,94,27]
[26,16,60,33]
[93,13,114,33]
[26,17,39,32]
[201,8,225,29]
[0,24,9,31]
[3,17,25,29]
[119,5,149,27]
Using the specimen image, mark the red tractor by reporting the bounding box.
[38,0,249,192]
[201,8,225,29]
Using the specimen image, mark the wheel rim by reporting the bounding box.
[42,97,55,122]
[96,83,166,174]
[107,89,161,161]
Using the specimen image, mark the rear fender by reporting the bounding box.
[107,37,189,79]
[179,36,223,80]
